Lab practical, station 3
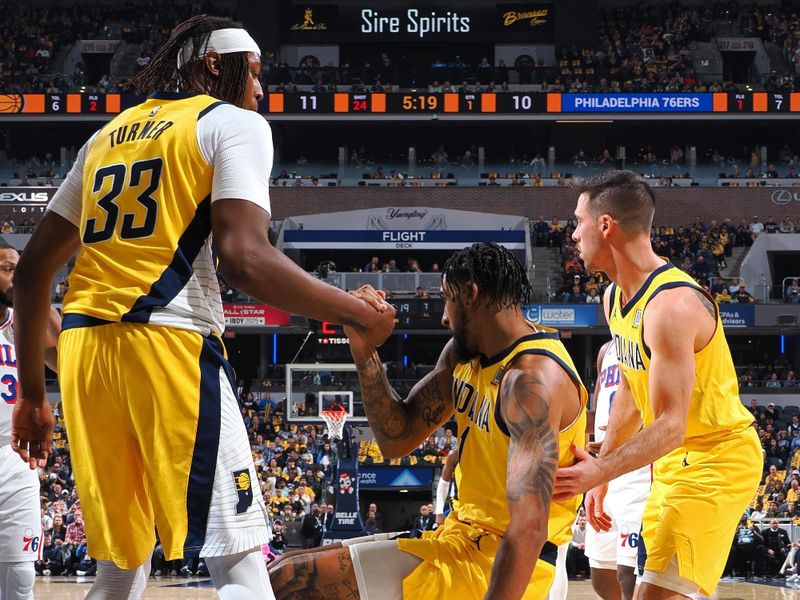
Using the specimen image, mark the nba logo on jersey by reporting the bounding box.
[149,105,161,117]
[232,470,253,515]
[633,309,643,328]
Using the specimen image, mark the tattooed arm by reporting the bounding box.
[485,354,567,600]
[345,329,456,459]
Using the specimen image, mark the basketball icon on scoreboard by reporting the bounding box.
[0,94,23,114]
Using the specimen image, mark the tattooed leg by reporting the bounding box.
[270,547,359,600]
[267,543,343,576]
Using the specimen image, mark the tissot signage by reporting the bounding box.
[282,3,554,41]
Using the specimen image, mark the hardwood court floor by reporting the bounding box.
[32,576,800,599]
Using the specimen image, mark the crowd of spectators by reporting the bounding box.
[551,3,731,94]
[547,212,800,306]
[4,152,64,185]
[738,353,798,390]
[0,4,95,93]
[0,1,234,93]
[7,1,800,94]
[752,400,800,475]
[0,214,38,234]
[721,400,800,579]
[740,4,800,80]
[359,256,439,274]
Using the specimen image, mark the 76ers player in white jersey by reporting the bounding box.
[585,341,650,600]
[0,239,60,600]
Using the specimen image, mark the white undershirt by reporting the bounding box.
[48,102,273,224]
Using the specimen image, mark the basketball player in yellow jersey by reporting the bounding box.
[12,15,394,600]
[269,242,587,600]
[555,170,762,598]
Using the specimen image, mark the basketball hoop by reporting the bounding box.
[321,407,348,441]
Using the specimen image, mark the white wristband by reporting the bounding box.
[434,476,450,515]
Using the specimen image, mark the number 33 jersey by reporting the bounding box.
[0,311,17,447]
[47,93,274,336]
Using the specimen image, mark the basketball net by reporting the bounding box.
[321,407,348,441]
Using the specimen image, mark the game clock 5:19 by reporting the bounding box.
[399,94,440,112]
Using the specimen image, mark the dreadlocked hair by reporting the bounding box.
[442,242,532,310]
[123,15,251,107]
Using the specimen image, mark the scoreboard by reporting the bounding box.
[0,93,129,114]
[1,91,799,117]
[263,91,800,115]
[265,91,540,114]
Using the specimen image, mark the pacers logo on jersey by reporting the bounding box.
[232,469,253,515]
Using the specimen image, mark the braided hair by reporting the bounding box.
[442,242,532,309]
[123,15,251,107]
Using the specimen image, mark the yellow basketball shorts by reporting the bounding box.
[58,320,269,569]
[639,426,762,596]
[397,517,557,599]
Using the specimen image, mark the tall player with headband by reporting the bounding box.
[584,340,649,600]
[12,15,393,599]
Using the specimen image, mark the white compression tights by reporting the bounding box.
[206,550,276,600]
[0,562,35,600]
[84,550,273,600]
[84,558,150,600]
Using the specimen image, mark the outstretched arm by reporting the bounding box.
[345,329,456,459]
[485,354,566,600]
[213,200,395,348]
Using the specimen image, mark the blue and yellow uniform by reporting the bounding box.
[398,326,587,599]
[50,93,272,568]
[608,262,761,595]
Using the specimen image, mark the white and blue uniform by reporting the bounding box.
[0,309,43,566]
[585,342,651,570]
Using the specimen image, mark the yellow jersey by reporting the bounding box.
[607,262,754,446]
[451,325,587,545]
[51,92,273,336]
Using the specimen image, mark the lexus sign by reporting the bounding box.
[0,187,55,213]
[771,189,800,206]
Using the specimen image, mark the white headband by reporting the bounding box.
[178,28,261,68]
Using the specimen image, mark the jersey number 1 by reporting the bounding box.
[83,158,163,243]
